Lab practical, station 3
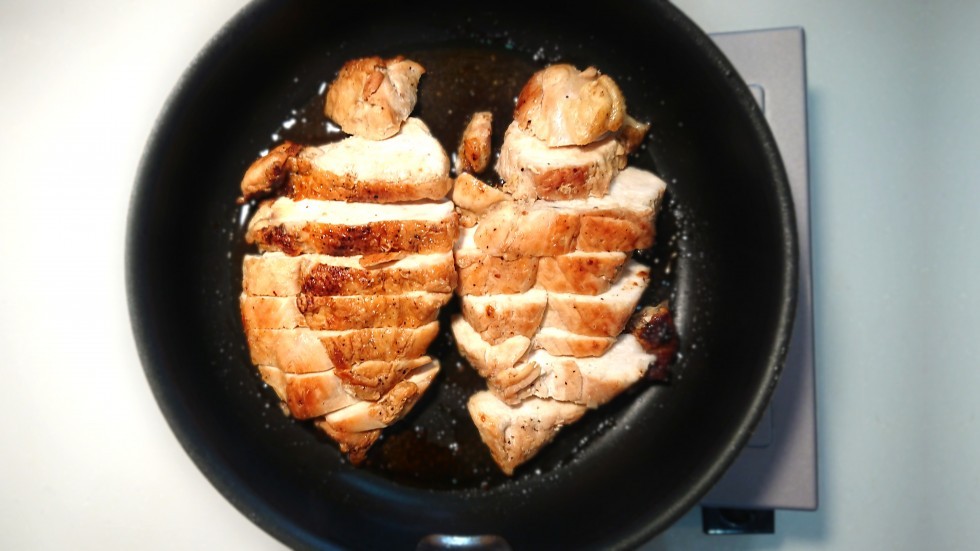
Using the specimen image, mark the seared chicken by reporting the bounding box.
[514,64,625,147]
[468,391,587,476]
[324,56,425,140]
[541,261,650,337]
[460,288,547,344]
[451,172,507,227]
[242,251,456,298]
[496,121,627,201]
[245,322,439,374]
[257,356,432,419]
[240,292,452,331]
[246,197,458,256]
[455,111,493,175]
[474,167,666,257]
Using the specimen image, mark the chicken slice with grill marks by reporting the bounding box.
[324,56,425,140]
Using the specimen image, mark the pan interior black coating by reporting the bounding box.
[126,0,797,549]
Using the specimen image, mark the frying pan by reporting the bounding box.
[126,0,798,548]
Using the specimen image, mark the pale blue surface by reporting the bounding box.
[646,1,980,549]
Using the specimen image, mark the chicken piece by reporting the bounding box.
[454,226,539,295]
[324,56,425,140]
[514,64,625,147]
[451,173,507,227]
[542,261,650,337]
[460,288,547,344]
[450,315,531,379]
[491,334,656,407]
[534,251,629,295]
[257,356,431,419]
[245,197,458,256]
[240,142,304,200]
[474,167,666,257]
[628,302,680,382]
[496,121,627,201]
[455,111,493,175]
[242,251,455,297]
[244,322,439,374]
[468,391,587,475]
[316,361,440,464]
[240,292,452,330]
[531,327,615,358]
[292,118,452,202]
[296,292,451,330]
[323,361,439,432]
[617,114,651,155]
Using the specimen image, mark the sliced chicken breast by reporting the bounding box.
[531,327,616,358]
[455,111,493,175]
[242,251,455,297]
[315,360,440,464]
[460,288,547,343]
[244,322,439,374]
[474,167,666,256]
[245,197,458,256]
[513,64,625,147]
[240,292,451,330]
[467,391,587,475]
[496,121,626,201]
[542,261,650,337]
[451,172,507,227]
[454,226,539,295]
[495,334,655,407]
[239,118,450,202]
[324,56,425,140]
[257,356,431,419]
[534,251,629,295]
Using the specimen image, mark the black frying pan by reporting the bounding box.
[126,0,798,548]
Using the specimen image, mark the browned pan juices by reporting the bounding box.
[239,46,683,491]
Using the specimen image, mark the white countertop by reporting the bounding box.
[1,1,977,549]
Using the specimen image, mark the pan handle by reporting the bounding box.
[417,534,511,551]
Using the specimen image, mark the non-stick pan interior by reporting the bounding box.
[127,0,797,548]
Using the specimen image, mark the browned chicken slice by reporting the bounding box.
[460,288,547,344]
[244,322,439,374]
[531,327,615,358]
[455,111,493,175]
[451,173,507,227]
[628,302,680,382]
[242,251,455,297]
[474,167,666,257]
[257,356,432,419]
[618,114,652,154]
[238,119,451,202]
[453,227,631,295]
[450,315,531,379]
[499,167,663,256]
[490,334,656,407]
[514,64,625,147]
[316,361,440,464]
[454,227,539,295]
[534,251,629,295]
[240,142,305,200]
[451,314,615,379]
[240,292,452,330]
[496,121,627,201]
[468,391,587,475]
[542,261,650,337]
[245,197,458,256]
[324,56,425,140]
